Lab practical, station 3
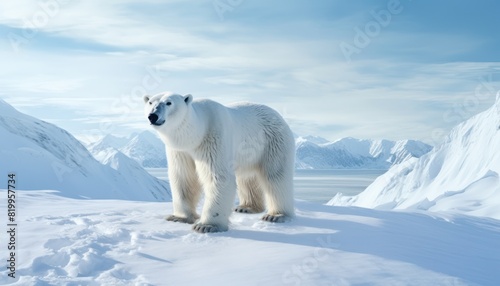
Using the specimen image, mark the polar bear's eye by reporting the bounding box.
[166,102,172,106]
[149,102,152,105]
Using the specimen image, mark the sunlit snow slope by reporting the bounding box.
[0,99,170,201]
[330,95,500,219]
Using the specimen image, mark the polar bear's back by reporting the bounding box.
[189,99,294,170]
[226,102,295,170]
[227,102,291,138]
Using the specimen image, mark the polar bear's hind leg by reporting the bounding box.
[258,132,295,222]
[259,171,294,222]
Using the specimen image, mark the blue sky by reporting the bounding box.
[1,0,499,144]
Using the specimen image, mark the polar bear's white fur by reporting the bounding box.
[144,92,295,233]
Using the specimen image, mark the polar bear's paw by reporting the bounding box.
[234,206,262,214]
[262,214,287,223]
[166,215,197,224]
[192,223,224,233]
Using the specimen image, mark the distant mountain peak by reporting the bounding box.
[301,135,331,145]
[87,130,167,168]
[296,136,432,170]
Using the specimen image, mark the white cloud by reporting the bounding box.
[0,75,83,93]
[1,1,499,145]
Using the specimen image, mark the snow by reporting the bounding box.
[295,136,432,170]
[1,191,499,285]
[0,99,170,201]
[330,95,500,219]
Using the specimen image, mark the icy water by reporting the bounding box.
[146,168,386,204]
[293,169,385,203]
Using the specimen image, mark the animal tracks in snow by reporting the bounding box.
[7,194,176,285]
[19,213,141,284]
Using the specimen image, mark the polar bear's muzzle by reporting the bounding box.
[148,113,165,126]
[148,103,166,126]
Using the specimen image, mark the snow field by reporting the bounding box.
[1,191,499,285]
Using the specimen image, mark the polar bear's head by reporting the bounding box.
[143,92,193,129]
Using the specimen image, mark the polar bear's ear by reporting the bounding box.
[143,95,150,103]
[184,94,193,105]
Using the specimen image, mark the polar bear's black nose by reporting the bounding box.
[148,113,159,125]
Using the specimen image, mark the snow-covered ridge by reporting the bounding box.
[295,136,432,169]
[0,98,170,201]
[329,95,500,219]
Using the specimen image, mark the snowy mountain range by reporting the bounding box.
[0,99,171,201]
[87,131,167,168]
[295,136,432,169]
[329,95,500,219]
[86,132,432,170]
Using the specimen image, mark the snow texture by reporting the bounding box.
[295,136,432,170]
[330,95,500,219]
[0,99,170,201]
[0,191,499,285]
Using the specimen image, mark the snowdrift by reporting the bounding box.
[330,95,500,219]
[0,99,170,201]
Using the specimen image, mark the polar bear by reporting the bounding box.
[143,92,295,233]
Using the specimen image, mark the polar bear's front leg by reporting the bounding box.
[166,150,202,224]
[193,150,236,233]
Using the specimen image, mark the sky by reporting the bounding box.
[1,0,499,145]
